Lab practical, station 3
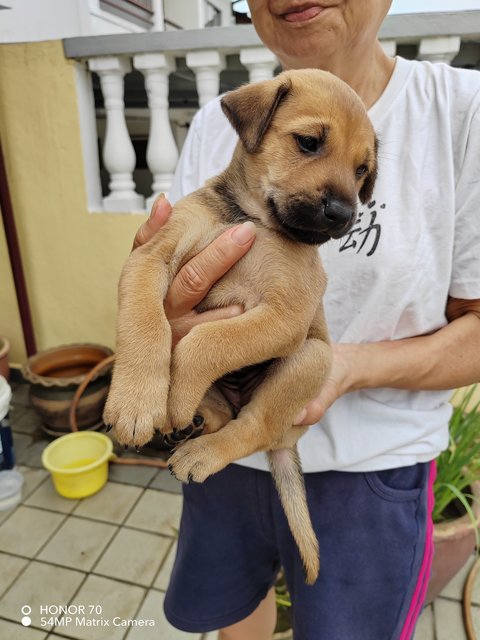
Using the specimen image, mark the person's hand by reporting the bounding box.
[133,194,256,346]
[294,343,357,425]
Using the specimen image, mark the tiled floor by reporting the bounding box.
[0,382,478,639]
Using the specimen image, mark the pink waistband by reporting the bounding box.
[398,459,437,640]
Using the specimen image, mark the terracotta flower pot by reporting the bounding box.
[0,336,10,381]
[21,344,113,437]
[426,481,480,604]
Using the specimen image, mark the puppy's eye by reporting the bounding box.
[295,135,321,154]
[356,164,368,178]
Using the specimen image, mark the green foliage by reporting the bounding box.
[275,571,291,609]
[433,385,480,530]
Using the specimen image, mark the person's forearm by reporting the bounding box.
[347,313,480,392]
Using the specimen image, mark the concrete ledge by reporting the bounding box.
[63,11,480,60]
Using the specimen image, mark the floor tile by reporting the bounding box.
[17,465,49,499]
[94,528,171,586]
[125,590,202,640]
[438,554,476,602]
[25,477,79,514]
[55,574,145,640]
[413,604,434,640]
[10,382,31,407]
[472,605,480,639]
[0,504,17,525]
[441,555,480,606]
[434,597,468,640]
[0,506,65,557]
[10,404,43,435]
[125,490,182,536]
[149,469,182,494]
[108,463,158,488]
[18,439,48,468]
[0,560,84,629]
[37,516,117,571]
[0,552,28,597]
[11,432,34,461]
[73,482,143,524]
[153,541,177,591]
[0,619,48,639]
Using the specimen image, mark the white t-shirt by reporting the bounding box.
[169,56,480,473]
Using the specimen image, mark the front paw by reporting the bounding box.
[162,415,205,447]
[168,436,226,483]
[103,379,168,448]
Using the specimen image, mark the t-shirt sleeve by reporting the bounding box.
[168,112,203,206]
[450,101,480,299]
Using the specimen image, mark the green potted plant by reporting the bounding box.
[427,384,480,602]
[274,572,292,639]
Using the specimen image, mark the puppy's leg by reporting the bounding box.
[163,386,234,447]
[168,304,330,481]
[103,248,173,448]
[166,303,306,431]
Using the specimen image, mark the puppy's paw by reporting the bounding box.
[103,379,168,448]
[162,415,205,447]
[167,436,227,483]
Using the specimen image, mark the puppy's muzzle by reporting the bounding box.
[322,196,355,238]
[269,194,356,245]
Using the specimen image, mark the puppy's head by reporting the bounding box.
[221,69,378,245]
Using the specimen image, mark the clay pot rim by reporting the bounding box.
[0,336,10,359]
[433,480,480,541]
[21,343,114,388]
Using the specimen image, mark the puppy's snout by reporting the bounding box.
[323,196,354,232]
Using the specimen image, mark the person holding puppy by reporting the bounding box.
[133,1,480,638]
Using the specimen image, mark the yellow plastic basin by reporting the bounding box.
[42,431,114,499]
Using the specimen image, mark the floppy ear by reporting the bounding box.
[221,77,292,153]
[359,137,379,205]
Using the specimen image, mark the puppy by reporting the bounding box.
[104,69,378,584]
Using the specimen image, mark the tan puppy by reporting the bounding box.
[104,69,378,584]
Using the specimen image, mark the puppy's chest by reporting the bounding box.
[195,234,323,314]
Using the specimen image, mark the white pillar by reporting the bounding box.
[186,50,226,108]
[380,39,397,58]
[88,56,144,212]
[240,47,278,83]
[151,0,165,31]
[134,53,179,209]
[418,36,461,64]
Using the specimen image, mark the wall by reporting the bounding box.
[0,0,91,43]
[164,0,233,29]
[0,40,145,366]
[0,206,25,363]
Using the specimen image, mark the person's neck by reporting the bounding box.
[283,43,395,110]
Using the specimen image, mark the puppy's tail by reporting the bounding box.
[267,447,319,585]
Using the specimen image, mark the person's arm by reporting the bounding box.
[132,195,256,346]
[295,298,480,425]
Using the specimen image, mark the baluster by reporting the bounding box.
[88,56,144,212]
[418,36,461,63]
[134,53,178,209]
[186,50,226,108]
[240,47,278,83]
[380,39,397,58]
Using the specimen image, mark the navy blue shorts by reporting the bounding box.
[164,461,435,640]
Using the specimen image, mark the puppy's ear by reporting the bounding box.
[359,137,379,205]
[221,76,292,153]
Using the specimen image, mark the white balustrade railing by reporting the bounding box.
[65,12,480,213]
[88,56,145,212]
[133,52,178,211]
[186,50,226,108]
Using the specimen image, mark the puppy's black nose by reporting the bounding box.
[323,196,354,229]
